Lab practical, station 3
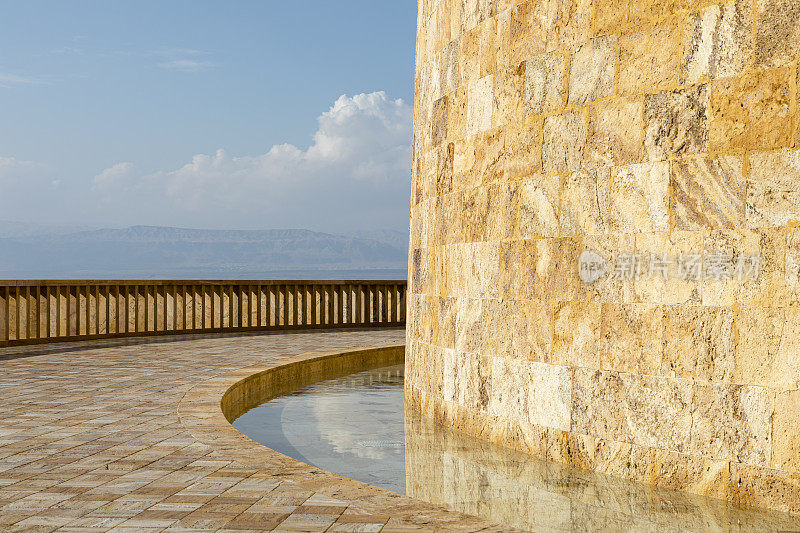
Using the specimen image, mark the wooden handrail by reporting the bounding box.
[0,280,406,347]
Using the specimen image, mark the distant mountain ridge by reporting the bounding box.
[0,224,409,279]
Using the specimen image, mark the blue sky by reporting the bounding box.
[0,1,417,233]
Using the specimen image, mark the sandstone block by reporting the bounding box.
[466,75,494,137]
[690,383,773,466]
[559,167,610,236]
[709,66,793,152]
[671,155,746,230]
[772,390,800,473]
[552,301,602,369]
[586,97,644,169]
[524,51,566,115]
[543,111,587,174]
[682,0,753,84]
[493,62,525,128]
[644,84,709,162]
[503,114,543,180]
[619,20,681,96]
[755,0,800,69]
[600,303,665,376]
[568,35,616,105]
[517,174,560,238]
[609,161,670,234]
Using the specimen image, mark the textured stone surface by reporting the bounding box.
[0,331,512,532]
[671,155,746,230]
[524,51,566,115]
[644,85,709,162]
[567,35,616,105]
[410,0,800,513]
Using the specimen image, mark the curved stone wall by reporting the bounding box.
[406,0,800,513]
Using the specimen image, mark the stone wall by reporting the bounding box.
[406,0,800,513]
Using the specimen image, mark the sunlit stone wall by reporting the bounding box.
[406,0,800,513]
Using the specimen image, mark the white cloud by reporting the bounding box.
[89,91,412,231]
[92,162,134,191]
[0,73,47,88]
[157,59,216,72]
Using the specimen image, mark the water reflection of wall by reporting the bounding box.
[404,406,800,532]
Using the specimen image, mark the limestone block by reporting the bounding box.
[600,303,664,376]
[546,0,593,50]
[546,429,596,470]
[430,95,449,148]
[733,306,800,390]
[467,75,494,137]
[532,236,581,302]
[592,0,629,36]
[446,85,468,142]
[460,0,497,33]
[737,227,787,307]
[571,368,630,441]
[609,161,670,234]
[489,356,528,421]
[524,361,572,430]
[508,0,549,65]
[524,51,566,115]
[585,97,644,169]
[455,297,485,354]
[492,300,534,359]
[567,35,616,105]
[648,448,730,501]
[663,305,735,383]
[435,143,455,197]
[618,20,681,96]
[729,459,800,515]
[493,62,525,128]
[498,239,536,300]
[786,228,800,304]
[440,39,460,95]
[633,231,703,305]
[671,155,746,231]
[452,139,476,190]
[772,390,800,473]
[701,228,761,306]
[624,373,694,452]
[629,0,710,24]
[543,111,587,174]
[560,167,610,236]
[682,0,753,84]
[644,84,709,162]
[755,0,800,69]
[690,383,774,466]
[503,114,543,180]
[480,18,499,79]
[746,187,800,228]
[486,182,520,241]
[474,127,506,186]
[709,66,793,152]
[522,298,553,361]
[517,174,560,238]
[552,301,602,369]
[749,148,800,190]
[579,233,636,304]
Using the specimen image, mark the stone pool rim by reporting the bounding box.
[177,342,512,532]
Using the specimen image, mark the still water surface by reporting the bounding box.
[233,365,800,532]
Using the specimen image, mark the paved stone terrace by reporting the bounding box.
[0,329,502,532]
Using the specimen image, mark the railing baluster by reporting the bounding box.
[0,280,406,347]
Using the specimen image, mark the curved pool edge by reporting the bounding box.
[177,343,516,532]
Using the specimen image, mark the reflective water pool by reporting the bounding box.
[233,365,800,532]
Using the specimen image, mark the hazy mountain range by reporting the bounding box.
[0,223,409,280]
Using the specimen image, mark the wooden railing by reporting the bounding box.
[0,280,406,347]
